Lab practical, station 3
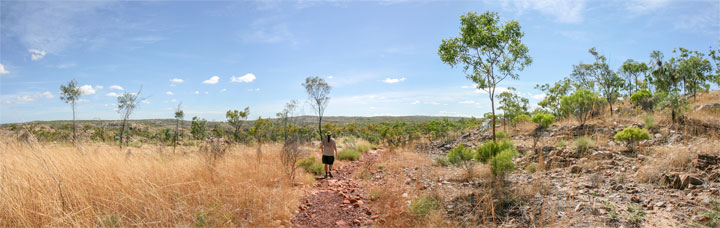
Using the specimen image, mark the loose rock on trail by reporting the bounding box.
[292,150,379,228]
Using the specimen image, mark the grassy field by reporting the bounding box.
[0,134,316,227]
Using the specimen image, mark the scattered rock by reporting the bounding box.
[570,165,582,174]
[336,220,348,226]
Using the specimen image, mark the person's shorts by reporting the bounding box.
[322,155,334,165]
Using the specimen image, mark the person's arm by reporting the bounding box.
[334,144,338,157]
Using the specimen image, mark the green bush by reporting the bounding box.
[560,89,598,126]
[355,144,372,153]
[496,131,510,140]
[643,114,656,129]
[614,126,650,152]
[408,196,439,218]
[531,113,555,129]
[630,89,653,111]
[557,140,568,147]
[475,140,515,163]
[297,157,324,175]
[434,157,451,166]
[512,114,531,125]
[574,136,594,154]
[447,144,474,165]
[338,148,360,161]
[490,149,517,177]
[524,163,538,173]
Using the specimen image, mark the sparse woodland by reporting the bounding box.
[2,10,720,228]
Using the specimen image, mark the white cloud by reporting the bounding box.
[194,91,200,94]
[411,100,420,105]
[248,88,261,92]
[77,99,89,103]
[94,85,103,90]
[171,99,177,102]
[203,76,220,84]
[507,0,586,23]
[231,73,256,83]
[204,91,209,94]
[383,77,406,84]
[109,85,123,91]
[242,17,297,46]
[141,99,150,104]
[2,100,13,105]
[327,75,335,79]
[28,49,47,60]
[105,92,120,97]
[220,88,227,92]
[79,85,96,95]
[16,95,35,102]
[166,91,173,95]
[0,64,9,74]
[460,100,476,104]
[41,91,53,99]
[169,78,184,86]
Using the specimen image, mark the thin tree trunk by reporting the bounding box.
[174,119,178,153]
[491,97,496,142]
[318,115,323,141]
[609,98,614,117]
[120,119,126,148]
[72,102,76,143]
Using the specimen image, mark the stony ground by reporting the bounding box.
[292,150,380,227]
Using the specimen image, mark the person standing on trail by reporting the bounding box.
[320,131,338,178]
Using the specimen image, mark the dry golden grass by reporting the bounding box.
[636,145,692,183]
[0,137,314,227]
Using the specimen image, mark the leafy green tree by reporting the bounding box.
[60,79,82,143]
[276,100,298,141]
[173,103,184,153]
[620,59,649,96]
[535,77,573,116]
[438,11,532,141]
[117,89,142,147]
[630,89,653,111]
[560,89,597,127]
[496,88,529,125]
[226,107,250,143]
[571,47,624,116]
[674,47,713,100]
[249,117,273,154]
[191,116,208,140]
[656,90,688,124]
[302,76,331,140]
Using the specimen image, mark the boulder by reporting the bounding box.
[695,154,719,171]
[662,172,703,189]
[569,165,582,174]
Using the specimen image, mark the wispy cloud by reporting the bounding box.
[166,91,173,95]
[230,73,256,83]
[29,49,47,60]
[242,16,298,46]
[202,76,220,84]
[382,77,406,84]
[106,92,120,97]
[626,0,670,14]
[0,64,9,74]
[169,78,184,86]
[109,85,124,91]
[672,7,720,34]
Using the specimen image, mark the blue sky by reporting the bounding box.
[1,0,718,123]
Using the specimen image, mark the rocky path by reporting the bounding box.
[291,150,379,227]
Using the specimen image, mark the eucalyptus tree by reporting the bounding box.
[226,107,250,143]
[571,47,624,116]
[117,89,142,147]
[438,11,532,141]
[496,87,529,123]
[535,77,574,116]
[620,59,649,96]
[60,79,82,143]
[302,76,331,140]
[674,47,713,100]
[173,103,184,153]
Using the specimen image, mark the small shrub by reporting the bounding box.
[614,126,650,152]
[408,195,439,218]
[512,114,531,125]
[630,89,653,111]
[99,215,120,228]
[531,113,555,129]
[342,136,358,148]
[447,144,474,165]
[496,131,510,140]
[574,136,594,154]
[700,199,720,228]
[490,149,517,177]
[623,204,646,227]
[643,114,656,129]
[475,140,515,163]
[338,148,360,161]
[557,140,568,147]
[524,163,537,173]
[297,157,324,175]
[355,144,372,153]
[560,89,598,126]
[434,157,451,166]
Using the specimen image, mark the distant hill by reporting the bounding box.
[1,115,470,129]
